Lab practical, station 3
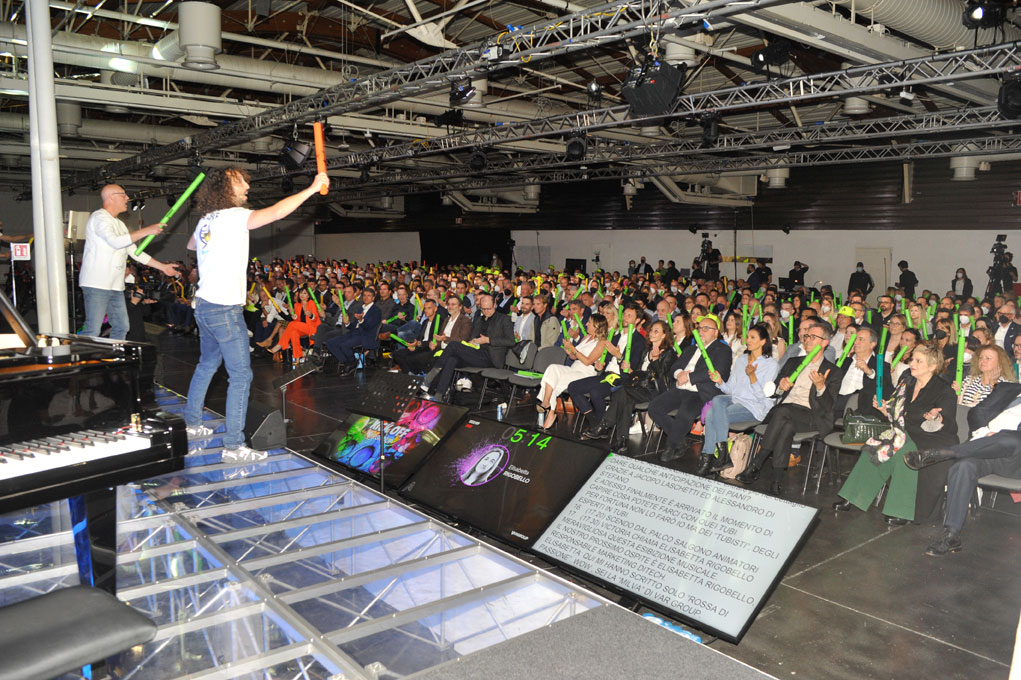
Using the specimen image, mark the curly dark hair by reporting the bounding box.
[195,167,250,217]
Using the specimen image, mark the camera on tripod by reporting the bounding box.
[986,234,1010,295]
[694,233,720,280]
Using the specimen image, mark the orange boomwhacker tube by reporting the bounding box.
[313,122,328,196]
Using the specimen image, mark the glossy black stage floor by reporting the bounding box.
[155,331,1020,680]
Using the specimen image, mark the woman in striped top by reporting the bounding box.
[954,344,1017,407]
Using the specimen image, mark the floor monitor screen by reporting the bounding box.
[400,417,607,548]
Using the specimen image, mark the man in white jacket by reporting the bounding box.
[79,184,179,339]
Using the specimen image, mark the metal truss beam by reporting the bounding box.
[335,132,1021,201]
[334,105,1011,189]
[73,0,778,189]
[255,40,1021,184]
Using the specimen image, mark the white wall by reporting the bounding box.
[512,228,1012,301]
[317,232,421,265]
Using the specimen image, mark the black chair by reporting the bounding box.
[505,346,567,412]
[476,341,535,411]
[0,586,157,680]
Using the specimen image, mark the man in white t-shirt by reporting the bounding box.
[79,184,179,339]
[182,168,328,457]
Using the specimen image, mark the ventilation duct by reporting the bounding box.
[765,167,789,189]
[663,33,711,69]
[177,2,221,70]
[950,149,979,181]
[55,101,81,136]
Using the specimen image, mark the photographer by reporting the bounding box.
[124,263,157,342]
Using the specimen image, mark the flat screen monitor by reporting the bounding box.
[400,417,607,548]
[314,399,468,488]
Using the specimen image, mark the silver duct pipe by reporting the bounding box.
[824,0,1021,50]
[27,3,69,334]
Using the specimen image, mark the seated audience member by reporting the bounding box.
[537,315,610,430]
[738,320,841,495]
[905,381,1021,555]
[649,314,733,463]
[955,344,1016,406]
[883,314,908,362]
[532,293,561,348]
[325,287,381,375]
[419,294,514,399]
[698,323,779,476]
[567,304,645,429]
[778,317,837,371]
[268,287,320,365]
[721,311,745,360]
[833,342,959,524]
[671,313,694,350]
[392,298,444,374]
[511,295,538,344]
[582,320,678,453]
[833,326,892,418]
[434,295,471,352]
[890,328,921,385]
[762,312,786,358]
[993,301,1020,351]
[313,284,361,351]
[253,289,286,349]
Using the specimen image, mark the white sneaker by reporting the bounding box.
[186,424,215,439]
[223,445,268,461]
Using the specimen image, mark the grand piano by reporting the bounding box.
[0,290,186,593]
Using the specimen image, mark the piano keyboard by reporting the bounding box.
[0,430,152,482]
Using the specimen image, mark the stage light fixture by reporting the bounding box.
[564,133,587,162]
[587,79,602,100]
[468,149,488,172]
[280,138,312,171]
[687,225,698,235]
[782,224,791,235]
[998,76,1021,119]
[749,40,791,72]
[963,0,1006,29]
[435,108,465,128]
[449,79,476,106]
[701,115,720,148]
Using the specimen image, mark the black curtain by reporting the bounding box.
[420,227,512,269]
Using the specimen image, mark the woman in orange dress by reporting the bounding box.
[269,287,320,364]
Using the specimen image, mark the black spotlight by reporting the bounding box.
[130,198,146,212]
[449,79,476,106]
[963,0,1006,29]
[280,138,312,171]
[564,133,587,162]
[701,115,720,148]
[687,225,697,235]
[998,76,1021,119]
[468,149,487,172]
[749,40,791,72]
[782,224,791,235]
[586,79,602,101]
[435,108,465,128]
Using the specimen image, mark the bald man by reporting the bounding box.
[79,184,178,339]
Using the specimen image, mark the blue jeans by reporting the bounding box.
[184,299,253,449]
[703,394,756,454]
[81,286,129,340]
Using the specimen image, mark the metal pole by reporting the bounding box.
[25,5,50,333]
[27,1,69,334]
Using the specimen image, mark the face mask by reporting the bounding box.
[671,286,678,293]
[822,305,831,314]
[959,314,971,326]
[125,274,135,284]
[894,294,902,301]
[727,284,735,292]
[963,351,973,363]
[780,309,791,321]
[933,329,948,340]
[982,305,990,315]
[957,273,964,279]
[1000,314,1010,325]
[759,287,767,294]
[856,267,863,273]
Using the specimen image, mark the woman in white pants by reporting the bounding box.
[537,313,610,430]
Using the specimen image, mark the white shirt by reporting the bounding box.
[194,207,252,305]
[674,350,701,393]
[442,314,460,348]
[839,355,872,396]
[972,401,1021,438]
[605,331,629,373]
[80,209,152,291]
[995,323,1009,347]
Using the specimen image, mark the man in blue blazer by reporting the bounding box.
[326,287,381,374]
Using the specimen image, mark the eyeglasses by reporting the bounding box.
[696,326,717,332]
[111,192,129,198]
[805,334,827,342]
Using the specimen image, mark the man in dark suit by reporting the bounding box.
[325,287,381,375]
[995,302,1021,355]
[831,326,892,419]
[648,314,732,463]
[392,298,447,374]
[905,382,1021,556]
[738,319,841,495]
[313,284,361,351]
[421,294,515,399]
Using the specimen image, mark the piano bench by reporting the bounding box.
[0,586,156,680]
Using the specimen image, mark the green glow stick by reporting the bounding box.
[867,310,872,324]
[574,312,585,337]
[906,311,913,329]
[891,345,909,369]
[788,345,822,384]
[787,318,794,345]
[386,313,402,324]
[624,324,634,368]
[561,319,570,339]
[879,326,888,355]
[877,358,885,403]
[692,330,716,375]
[306,286,323,316]
[461,340,480,349]
[955,327,966,394]
[135,172,206,255]
[434,315,441,337]
[285,287,292,309]
[389,333,410,347]
[836,332,857,368]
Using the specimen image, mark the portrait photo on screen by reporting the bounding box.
[400,417,607,548]
[313,401,468,488]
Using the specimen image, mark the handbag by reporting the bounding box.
[720,434,754,479]
[841,411,887,444]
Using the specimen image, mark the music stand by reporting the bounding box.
[271,361,320,424]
